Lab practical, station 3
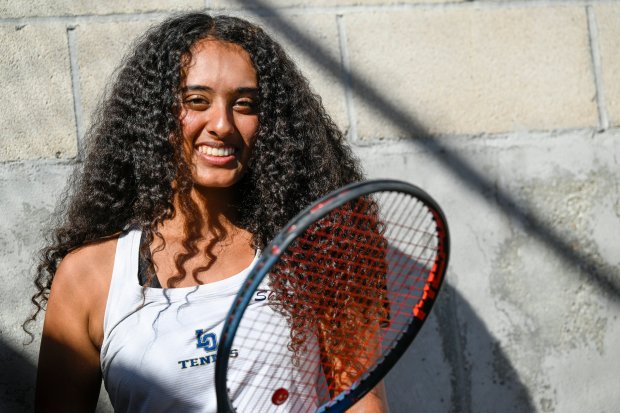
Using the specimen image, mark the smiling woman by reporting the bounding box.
[180,40,259,189]
[28,12,387,413]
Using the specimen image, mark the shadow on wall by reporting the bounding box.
[235,0,620,305]
[0,338,36,412]
[385,282,534,412]
[0,336,196,413]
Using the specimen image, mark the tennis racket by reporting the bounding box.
[215,179,450,413]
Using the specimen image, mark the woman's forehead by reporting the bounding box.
[183,39,256,87]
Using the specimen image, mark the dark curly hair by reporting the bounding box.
[269,197,390,394]
[28,12,363,332]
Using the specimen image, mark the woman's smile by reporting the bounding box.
[195,144,238,166]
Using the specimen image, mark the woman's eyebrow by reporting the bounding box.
[182,85,213,93]
[236,87,258,94]
[181,85,258,94]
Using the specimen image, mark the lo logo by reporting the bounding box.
[195,329,218,352]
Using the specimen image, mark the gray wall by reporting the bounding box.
[1,0,619,412]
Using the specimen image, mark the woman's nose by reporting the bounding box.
[207,103,235,139]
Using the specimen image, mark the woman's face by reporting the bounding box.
[179,39,259,189]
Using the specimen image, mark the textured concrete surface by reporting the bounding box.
[245,13,349,133]
[357,129,620,412]
[595,4,620,127]
[0,24,76,161]
[2,1,620,412]
[346,6,598,138]
[0,161,73,412]
[0,0,202,18]
[212,0,460,9]
[75,20,156,129]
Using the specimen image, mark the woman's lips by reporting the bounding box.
[195,144,237,166]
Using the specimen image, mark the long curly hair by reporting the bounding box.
[28,13,363,330]
[268,197,390,394]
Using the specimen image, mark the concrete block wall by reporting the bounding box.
[1,1,619,412]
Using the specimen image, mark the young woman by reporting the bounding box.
[32,12,389,412]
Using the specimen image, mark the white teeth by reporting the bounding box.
[198,146,235,156]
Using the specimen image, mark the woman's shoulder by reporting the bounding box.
[41,234,123,372]
[54,234,120,294]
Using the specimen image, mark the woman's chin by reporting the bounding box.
[192,174,242,190]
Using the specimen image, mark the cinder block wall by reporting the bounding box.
[2,1,619,412]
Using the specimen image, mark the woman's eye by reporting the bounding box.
[184,97,209,109]
[235,100,257,112]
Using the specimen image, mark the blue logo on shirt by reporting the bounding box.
[195,329,217,352]
[178,330,238,370]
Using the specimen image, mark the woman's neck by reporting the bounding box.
[161,185,241,240]
[149,185,255,286]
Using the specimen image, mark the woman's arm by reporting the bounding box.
[35,242,114,412]
[348,381,390,413]
[317,315,391,413]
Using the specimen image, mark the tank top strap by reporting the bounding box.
[103,229,141,336]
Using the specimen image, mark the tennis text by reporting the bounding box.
[177,349,238,369]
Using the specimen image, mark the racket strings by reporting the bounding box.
[226,191,442,410]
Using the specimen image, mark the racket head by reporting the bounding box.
[215,179,450,413]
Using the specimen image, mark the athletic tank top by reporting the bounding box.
[101,229,322,413]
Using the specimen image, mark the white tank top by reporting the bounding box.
[101,229,322,413]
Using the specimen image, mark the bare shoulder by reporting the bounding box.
[53,236,118,295]
[48,235,119,341]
